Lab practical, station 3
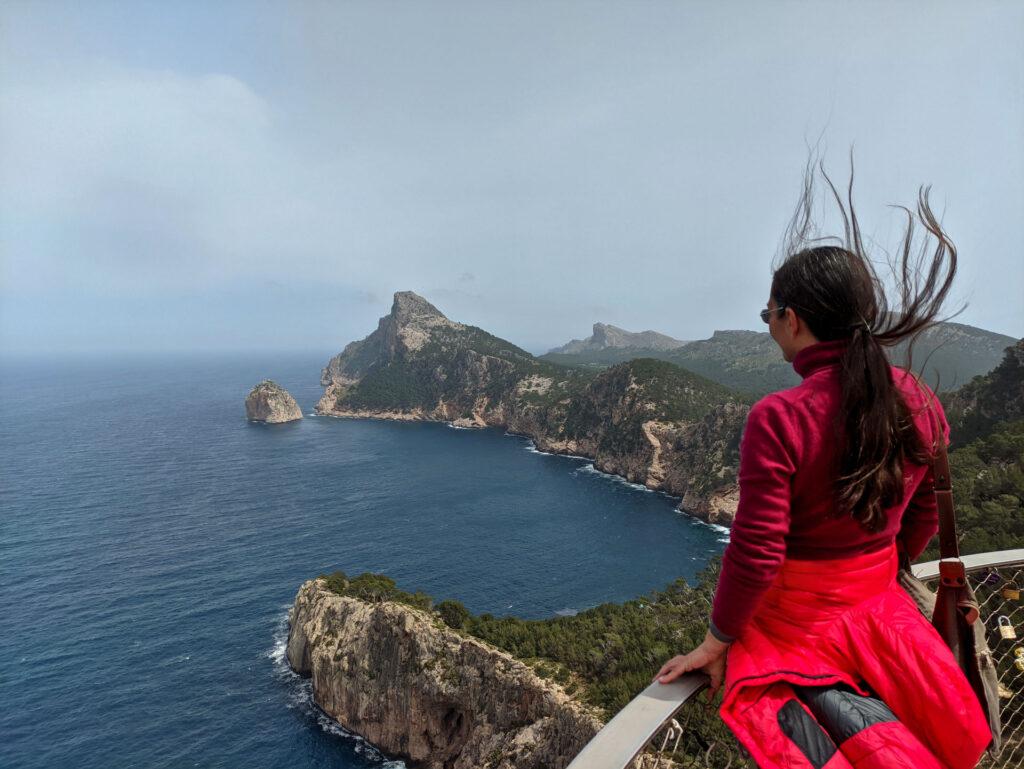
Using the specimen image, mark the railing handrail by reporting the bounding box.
[911,548,1024,581]
[566,674,709,769]
[566,547,1024,769]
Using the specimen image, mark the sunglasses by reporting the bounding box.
[760,303,787,324]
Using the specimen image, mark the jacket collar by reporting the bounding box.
[791,338,850,379]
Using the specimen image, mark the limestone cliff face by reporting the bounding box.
[316,291,747,522]
[245,380,303,423]
[286,579,603,769]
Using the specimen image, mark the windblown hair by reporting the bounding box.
[771,153,961,532]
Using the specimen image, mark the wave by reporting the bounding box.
[508,437,689,504]
[571,463,683,500]
[268,608,407,767]
[510,434,592,461]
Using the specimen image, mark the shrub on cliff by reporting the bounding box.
[436,599,470,629]
[318,570,433,611]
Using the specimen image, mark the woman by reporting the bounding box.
[652,161,992,769]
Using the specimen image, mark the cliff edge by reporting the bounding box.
[286,578,604,769]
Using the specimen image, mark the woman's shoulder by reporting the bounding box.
[746,390,798,428]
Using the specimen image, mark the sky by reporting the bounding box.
[1,0,1022,356]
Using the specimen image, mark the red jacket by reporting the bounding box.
[718,541,991,769]
[710,338,950,641]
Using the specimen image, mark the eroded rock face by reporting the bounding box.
[245,380,303,423]
[286,580,604,769]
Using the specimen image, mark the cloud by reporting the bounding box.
[0,63,335,293]
[0,2,1021,354]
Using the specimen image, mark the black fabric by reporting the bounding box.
[777,699,838,769]
[794,681,898,745]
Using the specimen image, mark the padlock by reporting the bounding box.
[984,570,1003,586]
[1002,582,1021,600]
[1016,657,1024,673]
[998,616,1017,640]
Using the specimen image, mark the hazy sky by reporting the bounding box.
[2,1,1022,356]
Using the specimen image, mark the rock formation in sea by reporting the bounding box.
[245,380,303,423]
[286,578,604,769]
[316,291,748,523]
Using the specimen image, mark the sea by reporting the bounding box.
[0,351,728,769]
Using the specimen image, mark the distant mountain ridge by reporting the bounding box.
[542,320,1017,396]
[547,323,689,355]
[317,291,749,522]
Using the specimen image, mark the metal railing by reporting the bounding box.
[567,548,1024,769]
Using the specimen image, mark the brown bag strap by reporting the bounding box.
[930,418,969,589]
[915,381,965,583]
[933,440,960,561]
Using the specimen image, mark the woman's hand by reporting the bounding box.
[652,630,731,702]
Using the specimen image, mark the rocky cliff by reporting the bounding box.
[943,338,1024,445]
[316,292,749,523]
[245,380,303,423]
[286,579,604,769]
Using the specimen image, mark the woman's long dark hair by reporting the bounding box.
[771,153,961,532]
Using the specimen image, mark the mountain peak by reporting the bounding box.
[548,323,688,355]
[390,291,448,324]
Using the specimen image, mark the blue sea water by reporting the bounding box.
[0,352,727,769]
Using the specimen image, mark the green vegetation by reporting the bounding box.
[317,570,433,612]
[562,358,747,456]
[344,362,439,410]
[540,347,681,369]
[916,340,1024,560]
[436,599,470,630]
[943,340,1023,446]
[919,418,1024,561]
[318,563,731,720]
[340,323,592,412]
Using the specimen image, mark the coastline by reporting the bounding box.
[315,404,738,528]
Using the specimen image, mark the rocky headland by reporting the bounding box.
[246,380,303,424]
[316,292,749,524]
[286,578,605,769]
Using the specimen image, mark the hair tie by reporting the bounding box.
[850,318,873,336]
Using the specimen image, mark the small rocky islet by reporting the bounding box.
[245,380,303,424]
